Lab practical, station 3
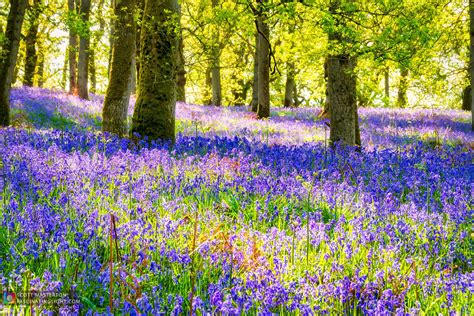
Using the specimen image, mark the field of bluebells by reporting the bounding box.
[0,87,473,315]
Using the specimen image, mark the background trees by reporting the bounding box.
[0,0,472,136]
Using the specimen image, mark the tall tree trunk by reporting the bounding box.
[203,66,212,105]
[176,34,186,102]
[210,0,221,106]
[0,0,27,127]
[327,0,360,147]
[250,33,258,112]
[256,0,270,119]
[61,48,68,90]
[23,0,41,87]
[384,67,389,106]
[397,67,408,108]
[89,49,96,94]
[462,86,471,111]
[103,0,136,137]
[131,0,179,142]
[135,0,145,92]
[36,40,45,87]
[470,0,474,130]
[284,62,295,108]
[68,0,78,94]
[89,0,104,95]
[77,0,91,100]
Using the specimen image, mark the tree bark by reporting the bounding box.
[250,33,258,112]
[36,40,45,87]
[256,0,270,119]
[135,0,145,92]
[103,0,136,137]
[327,0,360,147]
[203,66,212,105]
[0,0,28,127]
[176,34,186,102]
[397,67,408,108]
[68,0,78,95]
[462,86,471,111]
[384,67,389,106]
[284,62,295,108]
[470,0,474,130]
[210,0,222,106]
[89,49,96,94]
[23,0,42,87]
[77,0,91,100]
[131,0,179,143]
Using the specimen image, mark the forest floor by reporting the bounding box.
[0,87,472,315]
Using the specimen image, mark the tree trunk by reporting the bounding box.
[470,0,474,130]
[68,0,78,95]
[284,62,295,108]
[103,0,136,137]
[397,67,408,108]
[131,0,179,143]
[462,86,471,111]
[135,0,145,92]
[77,0,91,100]
[89,49,96,94]
[0,0,27,127]
[250,33,258,112]
[384,67,389,106]
[23,0,41,87]
[203,66,212,105]
[327,0,360,147]
[176,34,186,102]
[61,48,68,90]
[328,56,357,146]
[36,41,45,87]
[256,0,270,119]
[210,0,222,106]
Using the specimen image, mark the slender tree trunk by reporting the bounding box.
[89,49,96,94]
[250,33,258,112]
[23,0,41,87]
[0,0,27,126]
[61,48,68,90]
[462,86,471,111]
[68,0,78,94]
[77,0,91,100]
[256,0,270,119]
[131,0,179,142]
[470,0,474,130]
[384,67,389,106]
[293,84,299,107]
[327,0,360,147]
[284,62,295,108]
[397,67,408,108]
[36,41,45,87]
[135,0,145,92]
[210,0,222,106]
[103,0,136,137]
[176,34,186,102]
[204,66,212,105]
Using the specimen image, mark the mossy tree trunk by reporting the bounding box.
[131,0,179,143]
[102,0,136,137]
[0,0,28,127]
[210,0,222,106]
[327,0,360,147]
